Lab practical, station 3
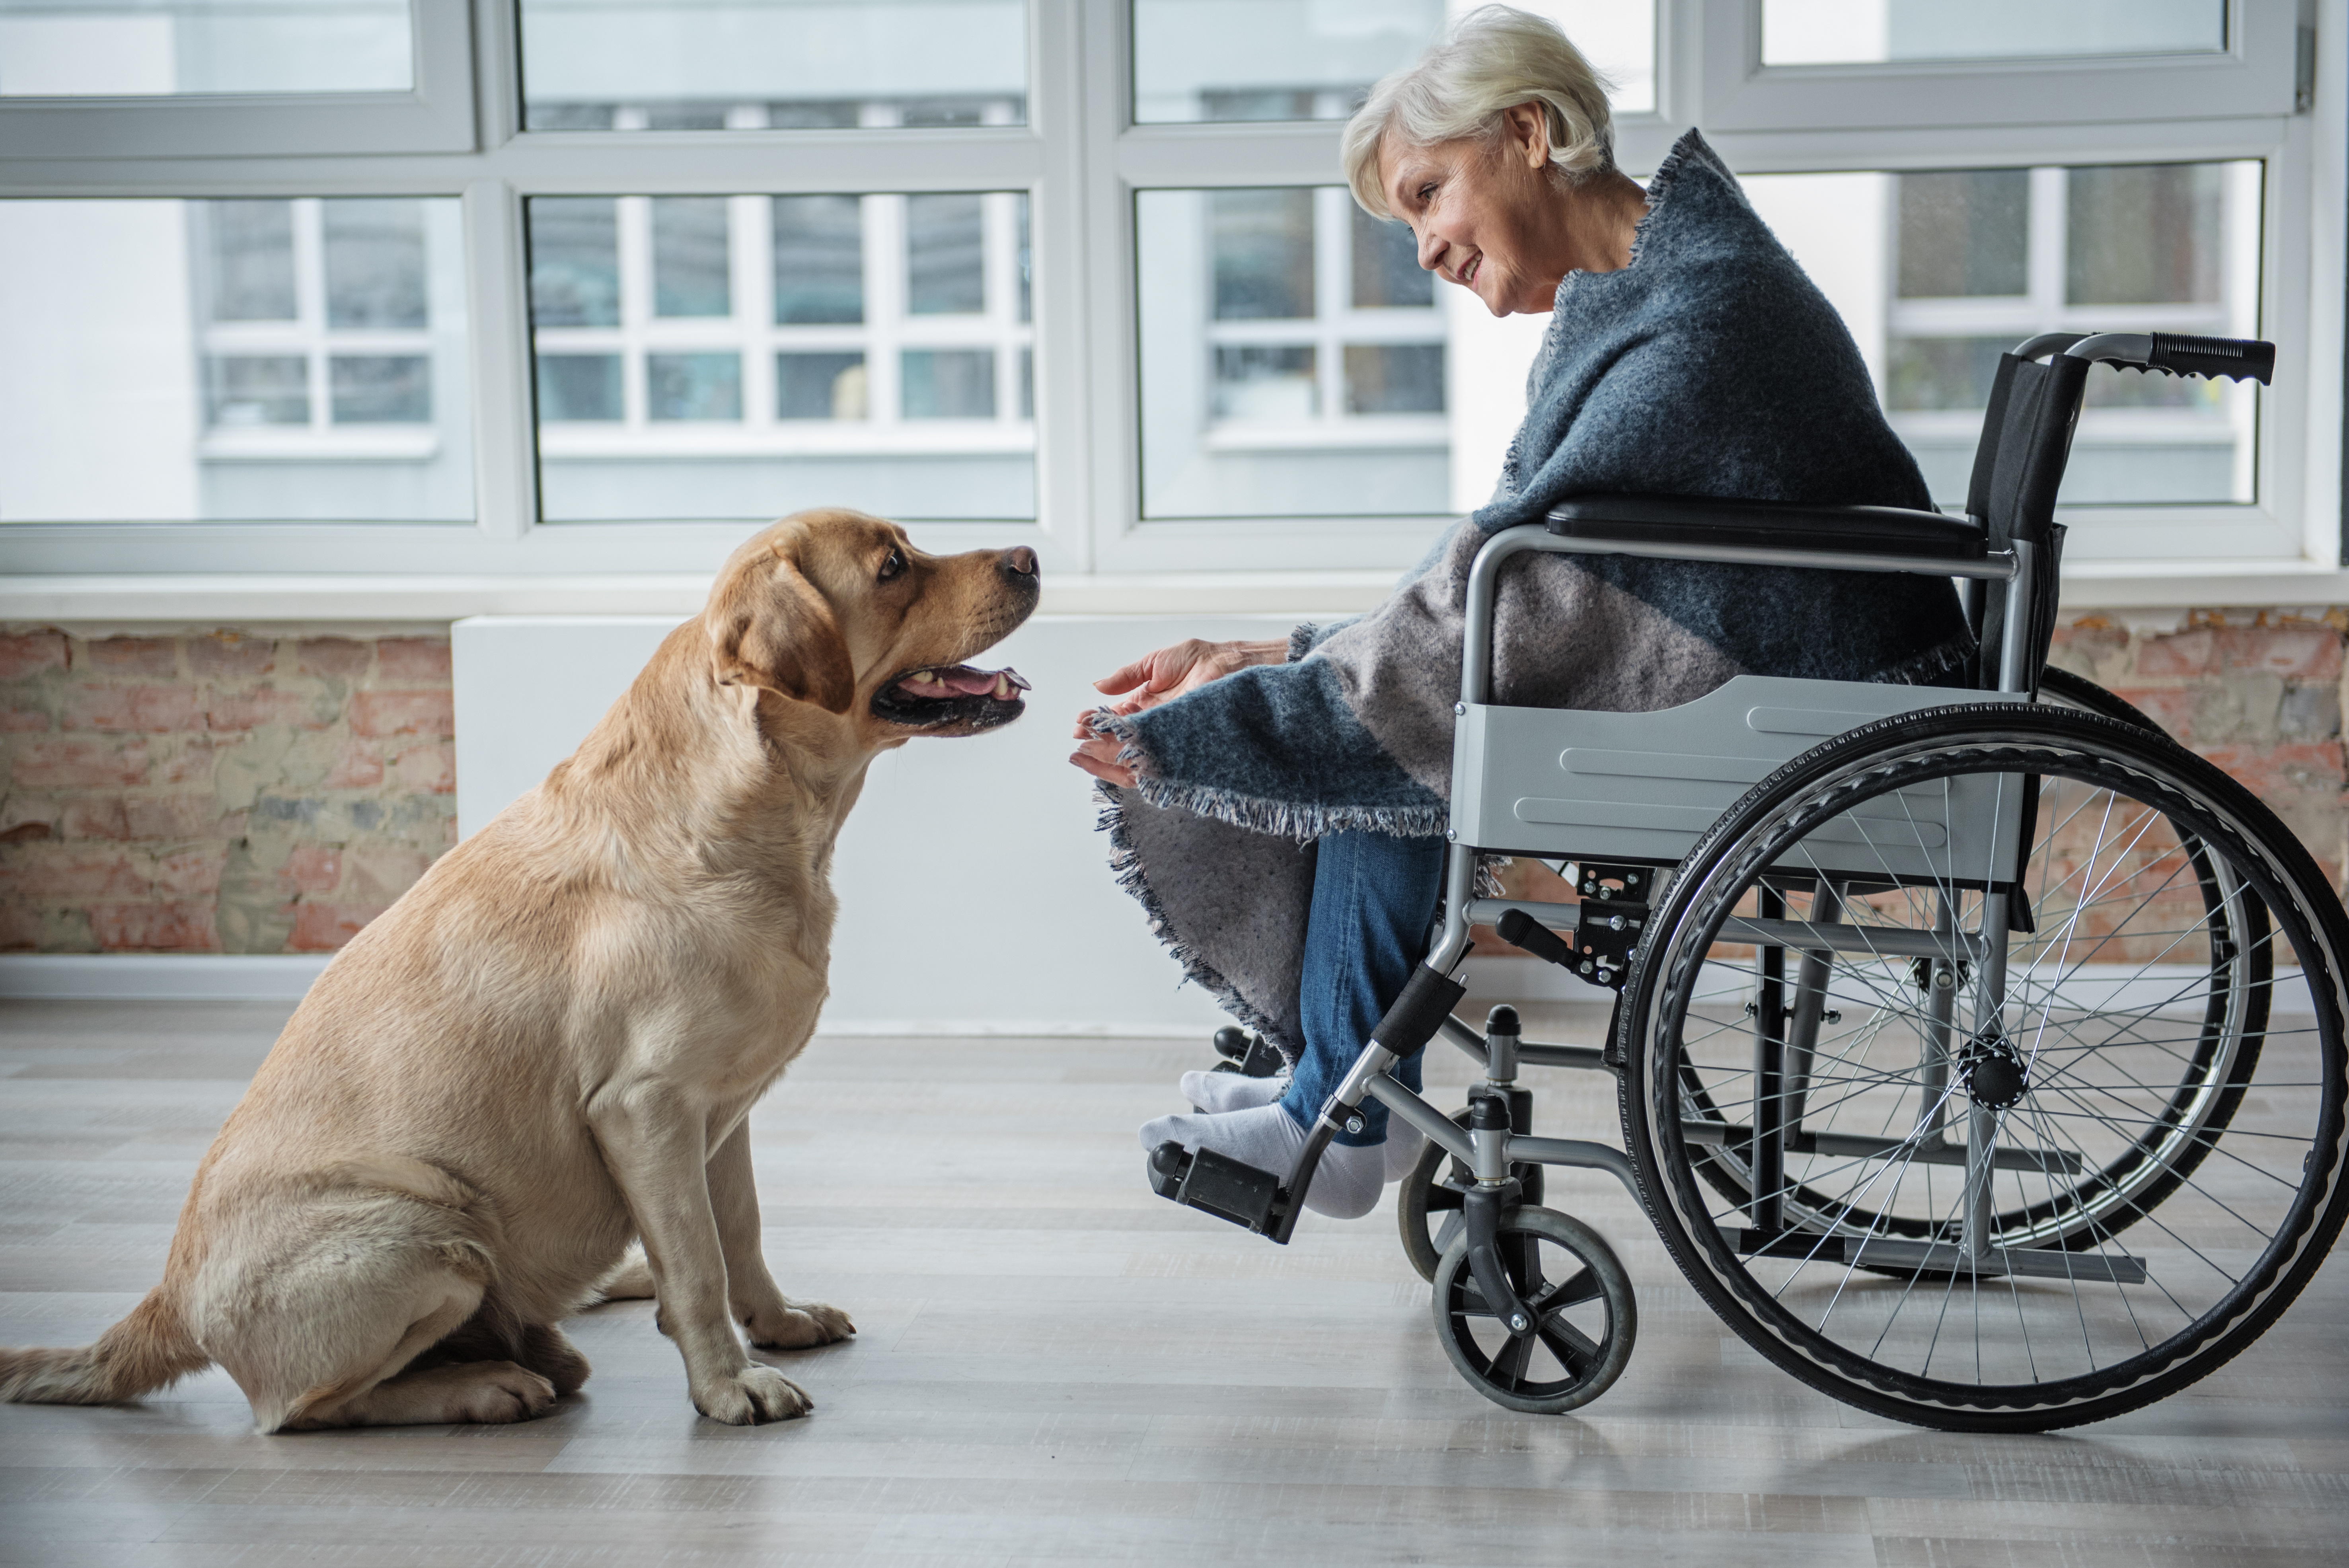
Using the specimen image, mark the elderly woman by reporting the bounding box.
[1071,6,1969,1217]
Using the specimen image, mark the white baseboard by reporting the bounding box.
[0,954,332,1001]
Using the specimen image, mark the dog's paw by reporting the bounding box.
[693,1364,812,1425]
[457,1362,560,1424]
[740,1296,856,1350]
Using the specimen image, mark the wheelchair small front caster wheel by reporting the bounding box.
[1399,1111,1543,1282]
[1431,1205,1634,1414]
[1208,1027,1285,1079]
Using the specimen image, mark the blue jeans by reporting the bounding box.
[1276,830,1447,1146]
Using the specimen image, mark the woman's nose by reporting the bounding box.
[1416,226,1443,273]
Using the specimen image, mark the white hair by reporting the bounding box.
[1343,4,1616,219]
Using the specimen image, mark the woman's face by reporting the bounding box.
[1379,106,1569,317]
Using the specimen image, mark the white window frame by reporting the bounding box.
[0,0,2341,618]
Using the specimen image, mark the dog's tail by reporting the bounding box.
[0,1287,208,1406]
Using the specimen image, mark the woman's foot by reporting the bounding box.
[1139,1104,1384,1219]
[1180,1067,1289,1114]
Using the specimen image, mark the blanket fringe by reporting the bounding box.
[1092,708,1447,843]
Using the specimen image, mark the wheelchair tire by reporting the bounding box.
[1669,664,2272,1259]
[1430,1204,1635,1414]
[1397,1111,1543,1282]
[1616,704,2349,1432]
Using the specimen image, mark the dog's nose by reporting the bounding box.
[1002,546,1039,580]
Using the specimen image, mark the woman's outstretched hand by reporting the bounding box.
[1068,637,1287,787]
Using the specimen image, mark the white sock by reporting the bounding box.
[1180,1067,1289,1113]
[1384,1124,1428,1183]
[1139,1103,1385,1219]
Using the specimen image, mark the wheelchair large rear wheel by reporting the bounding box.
[1618,705,2349,1431]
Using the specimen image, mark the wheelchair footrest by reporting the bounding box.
[1150,1141,1283,1233]
[1725,1227,2146,1284]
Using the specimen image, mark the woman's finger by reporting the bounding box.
[1092,655,1158,695]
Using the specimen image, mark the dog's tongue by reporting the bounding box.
[933,667,1003,696]
[894,664,1030,698]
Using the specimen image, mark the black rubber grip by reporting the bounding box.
[1497,907,1574,967]
[2148,333,2275,386]
[1369,963,1468,1060]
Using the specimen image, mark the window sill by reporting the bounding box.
[198,429,443,461]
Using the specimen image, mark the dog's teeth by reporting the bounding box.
[992,674,1009,697]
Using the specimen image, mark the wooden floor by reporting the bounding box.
[2,999,2347,1566]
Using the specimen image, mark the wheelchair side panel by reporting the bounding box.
[1450,676,2027,883]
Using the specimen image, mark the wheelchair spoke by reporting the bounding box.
[1537,1320,1601,1379]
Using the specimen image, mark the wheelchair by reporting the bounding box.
[1151,330,2349,1433]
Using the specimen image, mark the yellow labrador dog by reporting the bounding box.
[0,510,1038,1430]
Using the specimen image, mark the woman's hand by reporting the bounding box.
[1068,637,1287,787]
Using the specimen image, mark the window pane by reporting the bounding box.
[0,0,414,96]
[516,0,1026,131]
[330,355,430,423]
[527,198,620,328]
[1137,187,1449,520]
[323,198,428,329]
[647,353,742,421]
[777,352,866,419]
[1134,0,1655,121]
[2067,164,2224,305]
[528,190,1034,523]
[538,354,624,421]
[907,194,984,316]
[773,195,863,324]
[1742,160,2260,522]
[902,349,995,418]
[1212,189,1315,320]
[1897,170,2028,298]
[0,197,473,523]
[206,200,297,321]
[1763,0,2227,66]
[652,197,732,318]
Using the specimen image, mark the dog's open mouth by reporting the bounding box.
[871,663,1031,730]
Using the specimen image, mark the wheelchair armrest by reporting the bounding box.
[1545,494,1988,562]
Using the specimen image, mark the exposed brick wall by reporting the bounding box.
[0,627,455,953]
[1472,607,2349,956]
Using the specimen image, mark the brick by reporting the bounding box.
[11,737,149,789]
[346,847,429,901]
[322,739,384,790]
[295,637,372,678]
[2108,686,2195,744]
[187,632,276,680]
[4,849,148,900]
[2214,625,2344,682]
[156,738,228,787]
[286,901,388,952]
[2134,629,2215,678]
[153,846,228,898]
[0,904,39,951]
[89,901,219,952]
[281,845,342,894]
[392,742,455,795]
[2199,741,2348,800]
[377,637,453,684]
[123,795,226,840]
[60,683,203,734]
[0,702,49,732]
[58,797,132,840]
[205,686,326,732]
[0,631,68,680]
[351,691,455,739]
[0,821,51,845]
[86,637,178,678]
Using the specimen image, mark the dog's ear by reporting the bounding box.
[709,545,856,714]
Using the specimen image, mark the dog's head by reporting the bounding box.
[704,508,1040,741]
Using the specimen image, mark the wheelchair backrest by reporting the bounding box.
[1960,348,2086,695]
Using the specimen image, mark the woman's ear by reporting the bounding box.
[1502,101,1551,169]
[709,547,857,714]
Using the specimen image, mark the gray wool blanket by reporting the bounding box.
[1096,129,1972,1055]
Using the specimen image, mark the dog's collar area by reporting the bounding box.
[871,664,1030,731]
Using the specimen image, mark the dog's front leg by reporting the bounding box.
[589,1088,811,1424]
[708,1120,856,1350]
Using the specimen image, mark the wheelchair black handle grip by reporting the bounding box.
[2148,333,2275,386]
[1369,963,1468,1060]
[1497,907,1574,968]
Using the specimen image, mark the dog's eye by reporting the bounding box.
[878,548,906,582]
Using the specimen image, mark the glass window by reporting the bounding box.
[1137,186,1447,520]
[1743,159,2261,514]
[0,0,415,96]
[0,196,471,523]
[526,190,1034,523]
[1134,0,1655,122]
[515,0,1027,132]
[1762,0,2228,67]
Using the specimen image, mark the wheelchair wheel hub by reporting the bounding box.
[1960,1026,2029,1110]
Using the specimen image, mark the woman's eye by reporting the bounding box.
[1418,183,1437,204]
[879,548,906,582]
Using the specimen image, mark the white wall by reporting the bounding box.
[454,612,1303,1034]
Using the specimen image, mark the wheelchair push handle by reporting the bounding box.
[2062,331,2275,386]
